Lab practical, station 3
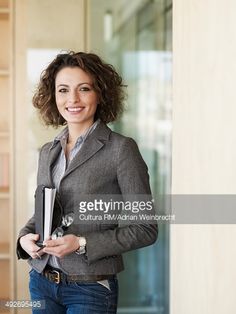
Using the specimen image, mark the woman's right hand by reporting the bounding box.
[19,233,44,259]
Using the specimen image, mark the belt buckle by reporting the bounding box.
[51,270,61,284]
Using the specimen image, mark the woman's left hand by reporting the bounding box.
[43,234,80,258]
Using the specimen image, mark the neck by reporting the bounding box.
[67,121,94,144]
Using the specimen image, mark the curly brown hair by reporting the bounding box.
[33,51,126,127]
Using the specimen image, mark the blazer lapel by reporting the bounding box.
[62,122,111,180]
[46,142,62,187]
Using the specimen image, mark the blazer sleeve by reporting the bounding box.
[85,137,158,264]
[16,145,45,259]
[16,215,36,259]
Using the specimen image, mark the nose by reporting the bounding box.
[68,90,79,103]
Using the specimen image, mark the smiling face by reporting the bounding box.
[55,66,99,129]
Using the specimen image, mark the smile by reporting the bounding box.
[66,107,85,113]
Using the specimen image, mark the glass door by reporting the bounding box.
[88,0,172,313]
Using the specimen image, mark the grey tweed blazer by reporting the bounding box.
[17,122,158,275]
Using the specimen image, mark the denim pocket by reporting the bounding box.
[74,282,111,297]
[75,278,118,298]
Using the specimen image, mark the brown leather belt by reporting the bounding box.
[43,265,115,284]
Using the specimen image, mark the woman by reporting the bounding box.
[17,51,158,313]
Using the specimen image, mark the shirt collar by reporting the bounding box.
[50,119,101,149]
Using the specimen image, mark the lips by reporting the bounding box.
[66,106,85,113]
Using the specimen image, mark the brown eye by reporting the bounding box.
[80,87,90,92]
[58,88,68,93]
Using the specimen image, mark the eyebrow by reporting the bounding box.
[56,82,93,88]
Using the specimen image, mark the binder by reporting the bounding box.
[34,185,63,247]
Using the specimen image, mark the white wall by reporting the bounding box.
[171,0,236,313]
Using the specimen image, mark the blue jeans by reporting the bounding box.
[29,269,118,314]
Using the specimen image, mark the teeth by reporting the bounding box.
[67,107,83,112]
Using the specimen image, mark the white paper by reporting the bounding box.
[43,187,56,240]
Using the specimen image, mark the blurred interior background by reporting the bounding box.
[0,0,172,313]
